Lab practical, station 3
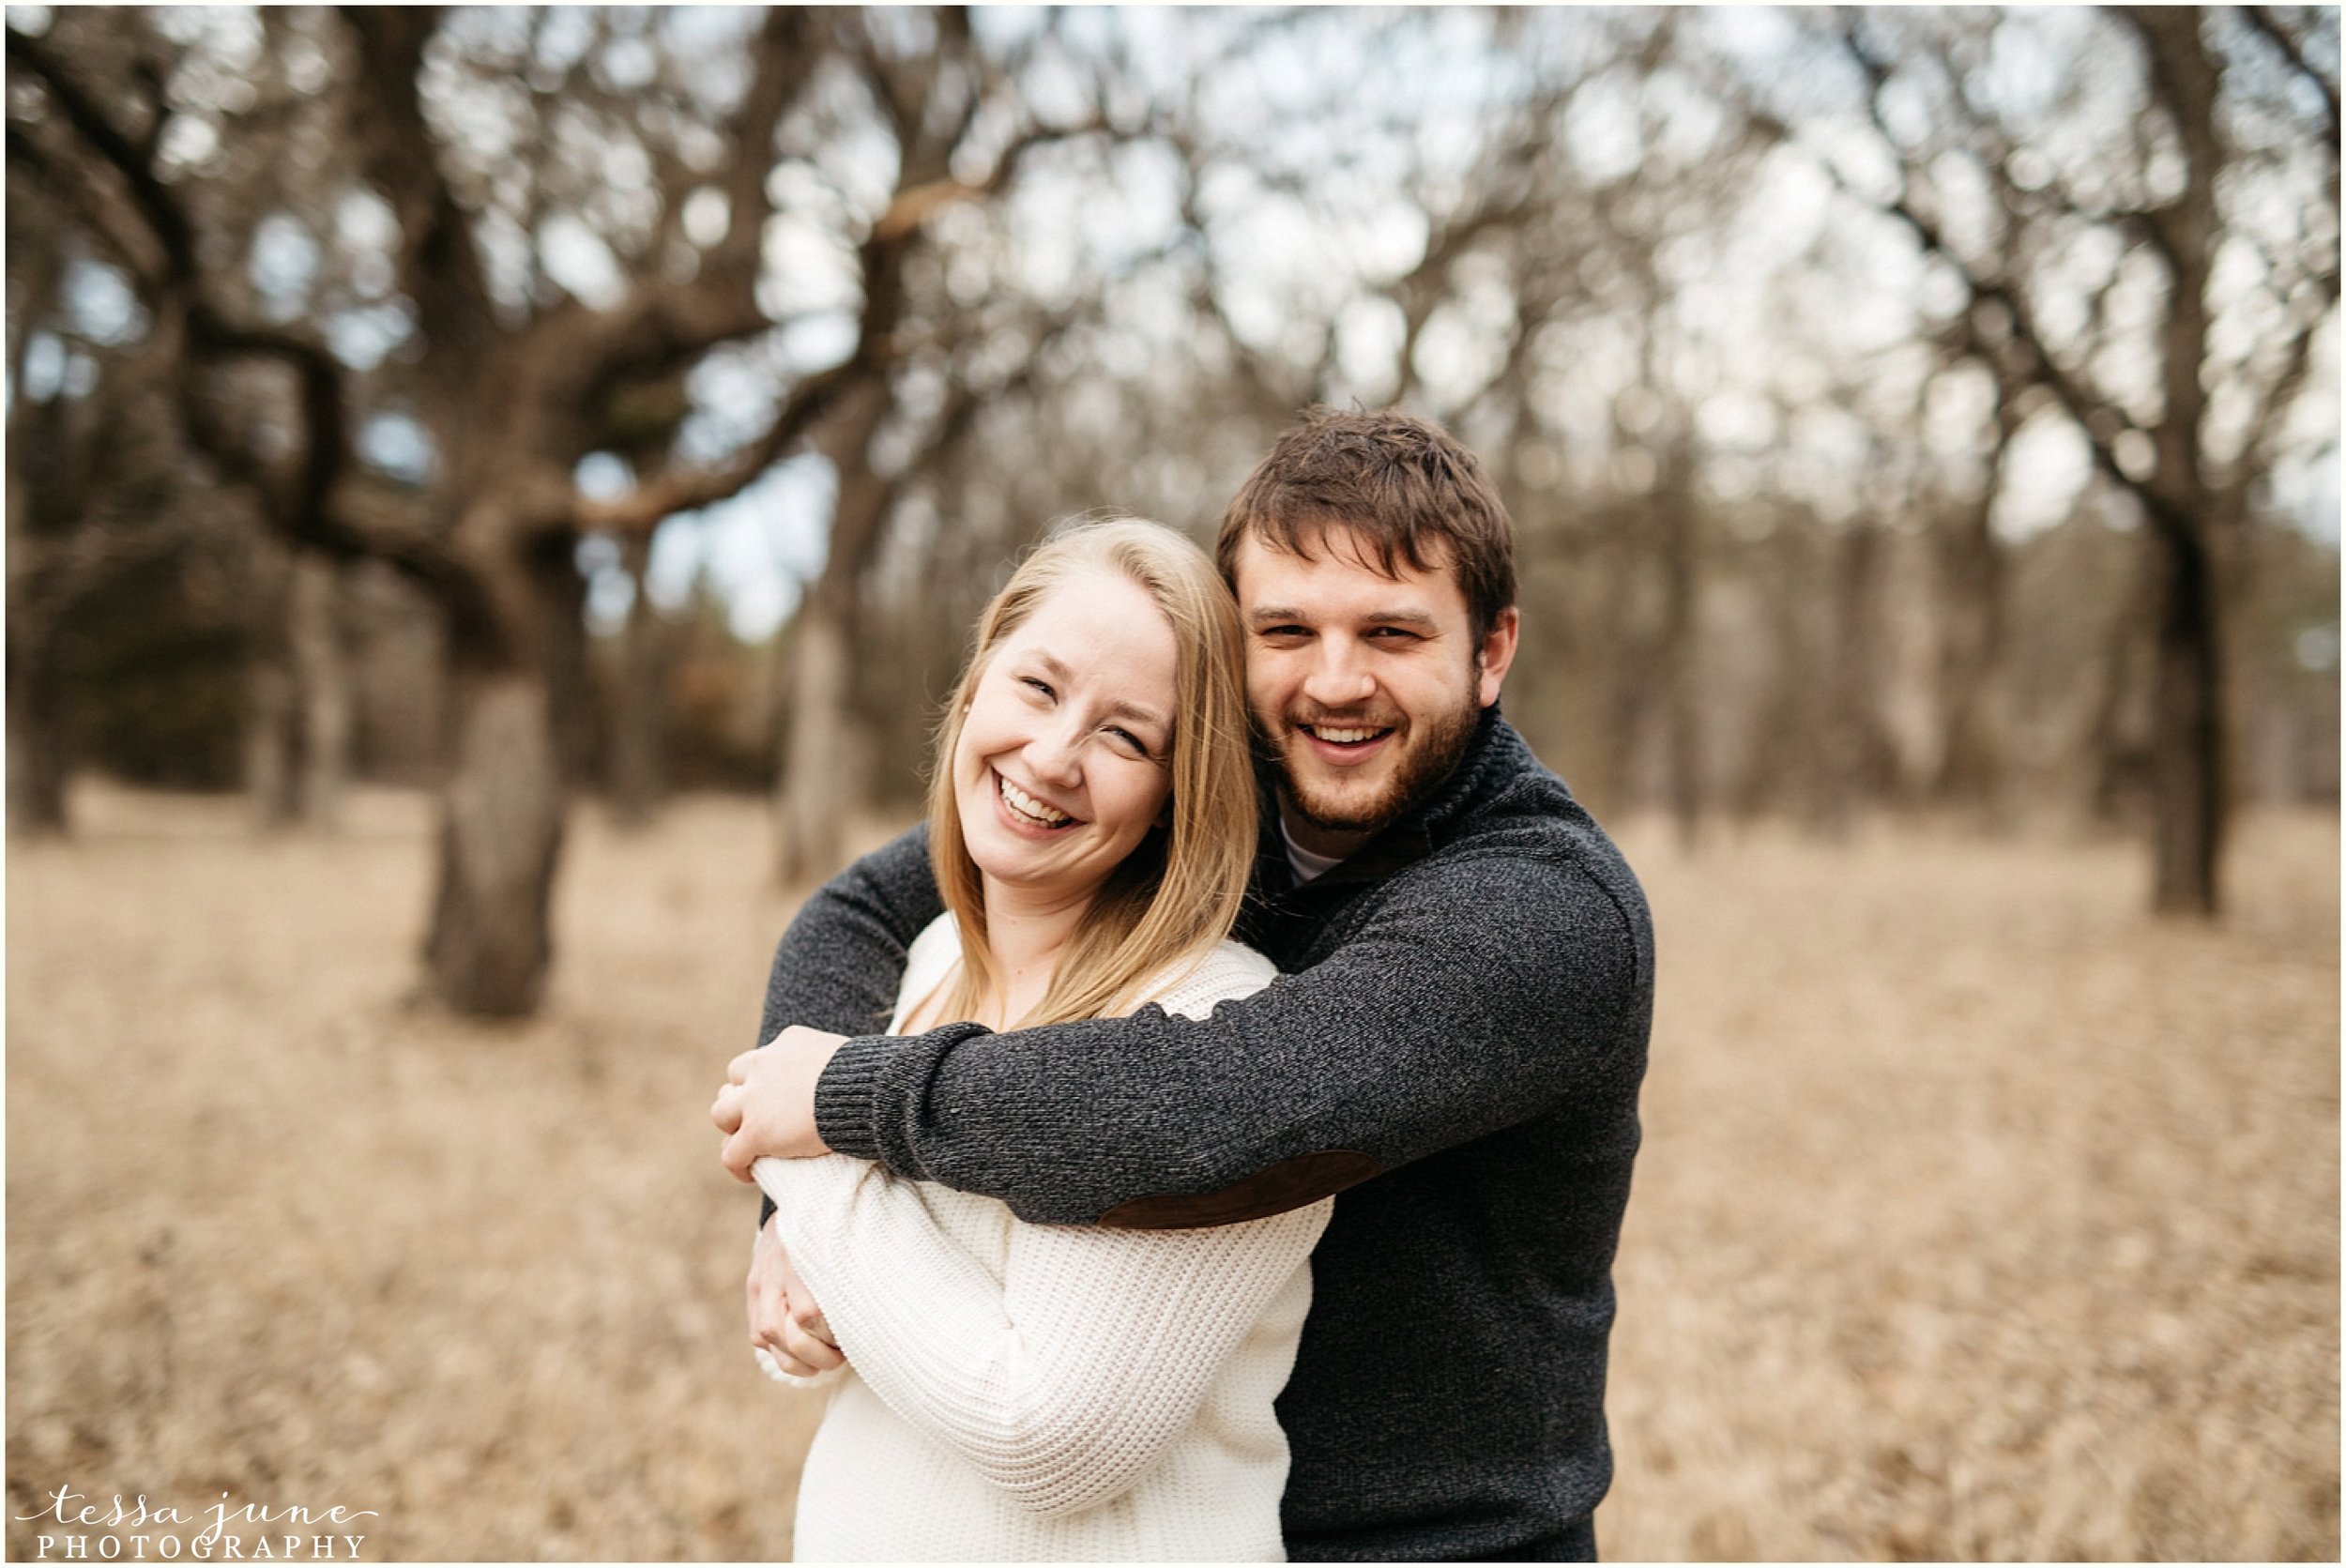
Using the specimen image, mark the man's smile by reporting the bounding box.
[1294,721,1398,766]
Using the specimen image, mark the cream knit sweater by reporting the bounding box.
[754,917,1332,1562]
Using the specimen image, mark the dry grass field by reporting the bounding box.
[7,787,2338,1561]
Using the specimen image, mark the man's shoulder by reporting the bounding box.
[1423,769,1649,932]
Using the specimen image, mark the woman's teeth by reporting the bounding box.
[998,774,1073,827]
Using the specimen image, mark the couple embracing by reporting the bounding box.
[710,408,1654,1563]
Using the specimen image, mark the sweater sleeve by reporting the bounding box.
[754,824,940,1047]
[750,826,940,1227]
[754,949,1331,1517]
[813,848,1650,1226]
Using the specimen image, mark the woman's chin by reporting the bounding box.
[967,839,1115,904]
[971,850,1073,889]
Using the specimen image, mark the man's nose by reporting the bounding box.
[1300,639,1377,708]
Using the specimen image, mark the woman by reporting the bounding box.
[739,519,1329,1561]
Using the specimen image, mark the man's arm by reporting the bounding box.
[811,848,1652,1226]
[755,824,941,1046]
[749,825,941,1229]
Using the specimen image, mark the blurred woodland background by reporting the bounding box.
[6,5,2338,1561]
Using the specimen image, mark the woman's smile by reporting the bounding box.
[992,769,1081,831]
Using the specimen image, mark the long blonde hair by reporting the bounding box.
[926,518,1257,1028]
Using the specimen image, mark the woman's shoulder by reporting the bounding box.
[907,911,960,966]
[1138,939,1280,1020]
[894,914,963,1019]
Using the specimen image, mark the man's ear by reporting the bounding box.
[1475,605,1520,708]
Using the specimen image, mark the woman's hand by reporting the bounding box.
[749,1211,845,1378]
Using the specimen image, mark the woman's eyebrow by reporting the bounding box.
[1033,650,1166,729]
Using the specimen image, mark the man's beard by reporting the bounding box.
[1272,684,1483,840]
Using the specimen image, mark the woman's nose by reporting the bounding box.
[1024,722,1087,786]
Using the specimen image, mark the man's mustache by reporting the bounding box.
[1282,708,1405,732]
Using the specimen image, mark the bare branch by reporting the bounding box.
[548,9,826,404]
[7,32,197,289]
[572,355,868,536]
[1820,24,2213,544]
[2244,5,2340,145]
[337,7,498,357]
[2236,274,2341,483]
[6,122,160,280]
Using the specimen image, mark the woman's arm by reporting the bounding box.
[757,949,1327,1515]
[756,1152,1329,1516]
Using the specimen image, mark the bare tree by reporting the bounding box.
[8,7,1118,1010]
[1810,7,2339,911]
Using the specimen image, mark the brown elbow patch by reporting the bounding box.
[1099,1149,1382,1229]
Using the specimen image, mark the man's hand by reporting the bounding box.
[747,1211,844,1378]
[711,1026,848,1180]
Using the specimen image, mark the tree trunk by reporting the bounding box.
[245,659,300,828]
[1818,520,1886,841]
[289,553,351,829]
[772,384,892,886]
[607,534,666,829]
[1932,385,2018,813]
[1597,527,1653,824]
[1656,442,1701,850]
[7,625,71,833]
[2147,527,2224,913]
[773,591,866,886]
[2130,5,2226,915]
[424,668,566,1015]
[242,540,301,829]
[2087,558,2154,824]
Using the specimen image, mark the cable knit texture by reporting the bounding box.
[757,921,1331,1562]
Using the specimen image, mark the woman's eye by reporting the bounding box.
[1020,677,1055,700]
[1106,727,1148,756]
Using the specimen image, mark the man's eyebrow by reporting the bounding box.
[1247,606,1441,631]
[1032,650,1166,728]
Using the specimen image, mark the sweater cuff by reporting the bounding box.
[812,1033,899,1162]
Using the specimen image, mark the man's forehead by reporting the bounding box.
[1232,525,1465,608]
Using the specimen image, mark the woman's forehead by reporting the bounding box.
[1006,571,1177,665]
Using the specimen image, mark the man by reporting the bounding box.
[715,408,1653,1561]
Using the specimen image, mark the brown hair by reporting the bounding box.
[1214,407,1517,641]
[925,518,1257,1028]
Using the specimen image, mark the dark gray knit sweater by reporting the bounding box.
[755,708,1654,1561]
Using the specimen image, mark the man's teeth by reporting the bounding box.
[998,774,1072,826]
[1310,725,1384,744]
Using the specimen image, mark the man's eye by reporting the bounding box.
[1367,627,1421,641]
[1256,625,1309,640]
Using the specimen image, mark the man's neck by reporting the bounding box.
[1275,793,1375,863]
